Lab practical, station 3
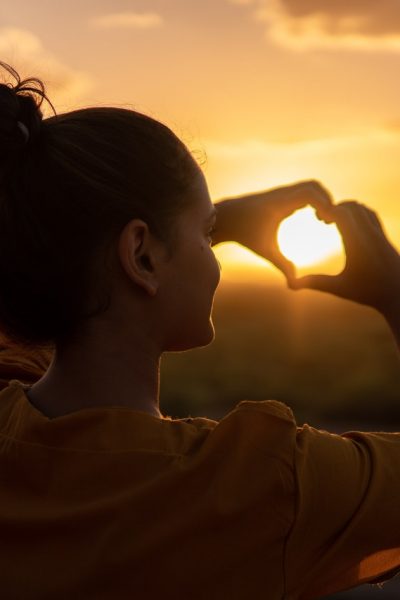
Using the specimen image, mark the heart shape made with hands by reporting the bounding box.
[277,206,345,276]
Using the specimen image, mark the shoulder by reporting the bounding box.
[184,399,298,529]
[213,399,296,446]
[180,400,296,448]
[188,399,298,490]
[232,399,295,423]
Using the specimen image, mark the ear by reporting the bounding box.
[117,219,163,297]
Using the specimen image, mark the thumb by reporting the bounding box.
[288,273,341,294]
[269,248,296,280]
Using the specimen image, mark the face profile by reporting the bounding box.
[152,170,221,352]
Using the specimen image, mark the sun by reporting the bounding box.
[277,206,343,268]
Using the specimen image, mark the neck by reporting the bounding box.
[27,330,163,419]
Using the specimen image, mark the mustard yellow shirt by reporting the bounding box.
[0,347,400,599]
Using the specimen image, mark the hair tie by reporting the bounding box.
[17,121,30,143]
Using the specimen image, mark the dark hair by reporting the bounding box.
[0,62,201,350]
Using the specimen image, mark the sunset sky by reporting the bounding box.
[2,0,400,279]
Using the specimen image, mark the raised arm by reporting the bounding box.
[289,201,400,349]
[213,186,400,349]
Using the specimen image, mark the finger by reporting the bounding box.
[269,248,296,279]
[336,201,378,228]
[345,204,399,261]
[329,201,372,258]
[266,181,332,224]
[315,206,336,224]
[277,180,334,219]
[288,273,343,296]
[362,205,387,234]
[335,201,388,253]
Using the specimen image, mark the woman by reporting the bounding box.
[0,61,399,599]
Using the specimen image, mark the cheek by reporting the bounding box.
[198,242,221,288]
[205,246,221,290]
[211,253,221,290]
[161,247,220,351]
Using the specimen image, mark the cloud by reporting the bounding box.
[280,0,400,37]
[229,0,400,51]
[0,28,93,112]
[90,12,163,30]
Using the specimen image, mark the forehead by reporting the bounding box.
[190,170,213,215]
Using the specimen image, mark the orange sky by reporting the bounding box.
[2,0,400,280]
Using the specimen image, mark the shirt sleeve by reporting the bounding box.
[285,423,400,599]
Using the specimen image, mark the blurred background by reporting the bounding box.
[2,1,400,597]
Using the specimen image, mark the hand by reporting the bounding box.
[213,180,333,278]
[289,201,400,319]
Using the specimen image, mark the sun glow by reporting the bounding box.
[277,207,344,268]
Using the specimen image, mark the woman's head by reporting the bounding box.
[0,62,219,352]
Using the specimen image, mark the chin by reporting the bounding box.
[166,321,215,352]
[195,322,216,348]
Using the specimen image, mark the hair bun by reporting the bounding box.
[0,62,55,166]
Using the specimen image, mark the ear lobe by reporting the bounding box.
[117,219,159,297]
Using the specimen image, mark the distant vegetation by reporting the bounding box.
[160,278,400,431]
